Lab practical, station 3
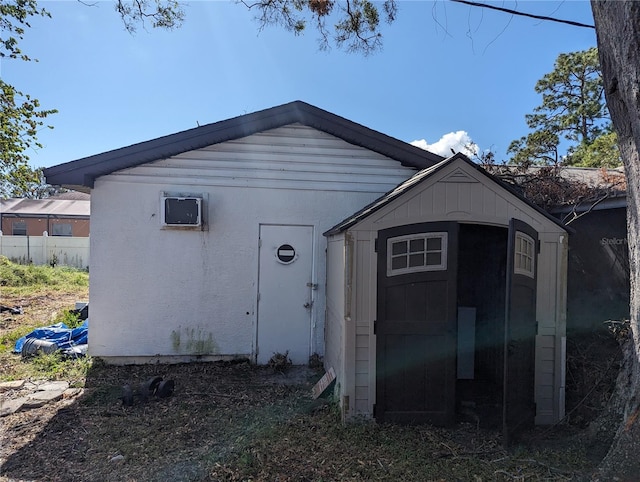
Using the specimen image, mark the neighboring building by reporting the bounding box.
[488,164,630,332]
[550,174,629,331]
[0,196,90,237]
[44,101,569,433]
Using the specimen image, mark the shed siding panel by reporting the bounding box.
[350,161,566,235]
[458,183,471,213]
[355,373,368,387]
[420,187,435,215]
[355,386,368,400]
[494,195,509,220]
[482,189,496,217]
[356,335,369,348]
[537,238,559,333]
[356,238,374,322]
[355,347,368,361]
[392,202,409,222]
[432,183,447,216]
[445,183,458,213]
[325,235,346,404]
[353,234,376,416]
[406,195,422,219]
[469,182,483,213]
[535,334,557,424]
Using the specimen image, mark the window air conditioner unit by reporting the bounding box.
[161,196,202,227]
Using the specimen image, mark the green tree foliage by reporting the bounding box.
[0,165,66,198]
[0,80,57,195]
[508,47,619,168]
[240,0,398,54]
[529,47,607,143]
[567,129,620,167]
[508,130,561,166]
[0,0,183,198]
[0,0,49,61]
[115,0,184,33]
[0,0,56,197]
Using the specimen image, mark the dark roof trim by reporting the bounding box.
[44,101,444,189]
[324,153,568,236]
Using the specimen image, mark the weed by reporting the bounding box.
[1,325,38,352]
[308,352,323,368]
[29,351,92,381]
[0,257,88,292]
[268,351,292,372]
[54,309,83,328]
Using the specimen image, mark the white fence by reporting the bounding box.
[0,235,89,269]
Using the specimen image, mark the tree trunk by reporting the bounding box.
[591,1,640,478]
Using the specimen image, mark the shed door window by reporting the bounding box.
[12,221,26,236]
[387,232,447,276]
[514,232,535,277]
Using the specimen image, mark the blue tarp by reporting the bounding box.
[14,320,89,354]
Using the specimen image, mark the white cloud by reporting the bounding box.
[411,131,478,158]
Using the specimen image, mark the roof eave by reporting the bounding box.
[44,101,444,188]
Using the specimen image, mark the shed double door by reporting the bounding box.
[503,219,539,443]
[376,222,458,424]
[376,220,538,432]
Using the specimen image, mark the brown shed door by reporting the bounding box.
[503,218,538,444]
[376,222,458,424]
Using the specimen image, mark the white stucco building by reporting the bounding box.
[45,102,567,436]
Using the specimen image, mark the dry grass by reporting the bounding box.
[0,281,607,481]
[1,360,596,482]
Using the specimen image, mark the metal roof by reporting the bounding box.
[487,164,626,192]
[324,153,568,236]
[43,101,444,190]
[0,198,90,217]
[51,191,91,201]
[555,165,625,189]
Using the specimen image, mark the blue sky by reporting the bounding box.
[2,1,597,169]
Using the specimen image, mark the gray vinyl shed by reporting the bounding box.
[324,153,568,440]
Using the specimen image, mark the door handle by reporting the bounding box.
[304,301,313,309]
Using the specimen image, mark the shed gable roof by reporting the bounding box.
[44,101,444,190]
[324,153,567,235]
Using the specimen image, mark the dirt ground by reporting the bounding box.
[0,292,622,481]
[1,361,323,481]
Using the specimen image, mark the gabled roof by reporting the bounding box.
[43,101,444,190]
[0,198,90,218]
[324,153,568,236]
